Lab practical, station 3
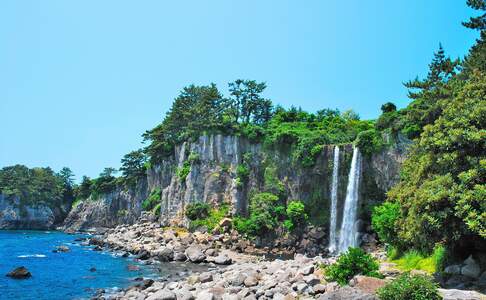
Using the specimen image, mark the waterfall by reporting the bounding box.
[328,146,340,253]
[338,147,362,253]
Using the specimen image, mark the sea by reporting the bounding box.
[0,230,159,300]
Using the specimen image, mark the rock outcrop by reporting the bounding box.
[63,134,409,233]
[0,194,58,230]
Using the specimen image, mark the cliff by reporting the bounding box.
[0,194,66,230]
[62,134,409,232]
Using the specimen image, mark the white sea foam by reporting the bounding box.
[18,254,46,258]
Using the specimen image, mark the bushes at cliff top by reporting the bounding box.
[377,273,441,300]
[323,247,381,285]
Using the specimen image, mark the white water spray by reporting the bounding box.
[328,146,340,253]
[338,147,362,253]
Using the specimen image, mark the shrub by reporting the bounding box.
[153,203,161,216]
[142,188,161,211]
[283,219,294,231]
[355,129,384,156]
[187,152,200,164]
[324,247,381,285]
[371,202,400,245]
[286,200,308,225]
[189,204,229,232]
[234,192,279,237]
[176,161,191,181]
[185,202,210,220]
[236,164,250,182]
[377,273,441,300]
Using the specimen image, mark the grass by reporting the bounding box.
[389,245,445,274]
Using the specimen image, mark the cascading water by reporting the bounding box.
[328,146,340,253]
[338,147,362,253]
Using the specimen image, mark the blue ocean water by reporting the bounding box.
[0,230,159,300]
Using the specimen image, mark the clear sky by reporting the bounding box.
[0,1,479,181]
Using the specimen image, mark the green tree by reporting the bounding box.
[462,0,486,74]
[228,79,273,125]
[120,149,147,186]
[387,71,486,252]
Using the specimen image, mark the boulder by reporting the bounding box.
[444,265,461,275]
[199,272,213,283]
[299,265,314,276]
[244,275,258,287]
[317,286,377,300]
[54,245,70,253]
[155,247,174,262]
[439,289,485,300]
[461,255,481,278]
[185,245,206,263]
[6,266,31,279]
[349,275,388,294]
[146,290,176,300]
[214,254,232,265]
[174,252,187,261]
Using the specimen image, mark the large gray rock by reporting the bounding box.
[185,245,206,263]
[439,289,486,300]
[214,254,232,265]
[444,265,462,275]
[317,286,377,300]
[146,290,176,300]
[461,256,481,278]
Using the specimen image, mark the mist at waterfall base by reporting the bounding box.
[328,146,362,254]
[0,231,159,300]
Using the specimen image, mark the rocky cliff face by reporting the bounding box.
[62,178,148,232]
[0,194,58,230]
[63,134,409,232]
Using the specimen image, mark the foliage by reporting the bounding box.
[189,204,229,232]
[142,188,161,211]
[234,192,279,236]
[377,273,441,300]
[185,202,211,220]
[263,106,374,167]
[386,72,486,252]
[153,203,161,216]
[0,164,73,209]
[120,149,147,187]
[371,202,401,245]
[75,176,93,200]
[389,245,446,274]
[286,200,308,226]
[91,167,118,196]
[177,161,191,182]
[355,129,384,156]
[324,247,381,285]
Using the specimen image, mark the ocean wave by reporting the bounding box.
[18,254,47,258]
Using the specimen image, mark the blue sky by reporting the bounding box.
[0,1,479,180]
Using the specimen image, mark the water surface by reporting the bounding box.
[0,230,158,300]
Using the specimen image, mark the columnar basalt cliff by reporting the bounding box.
[62,134,409,232]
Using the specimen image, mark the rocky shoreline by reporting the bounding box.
[80,222,486,300]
